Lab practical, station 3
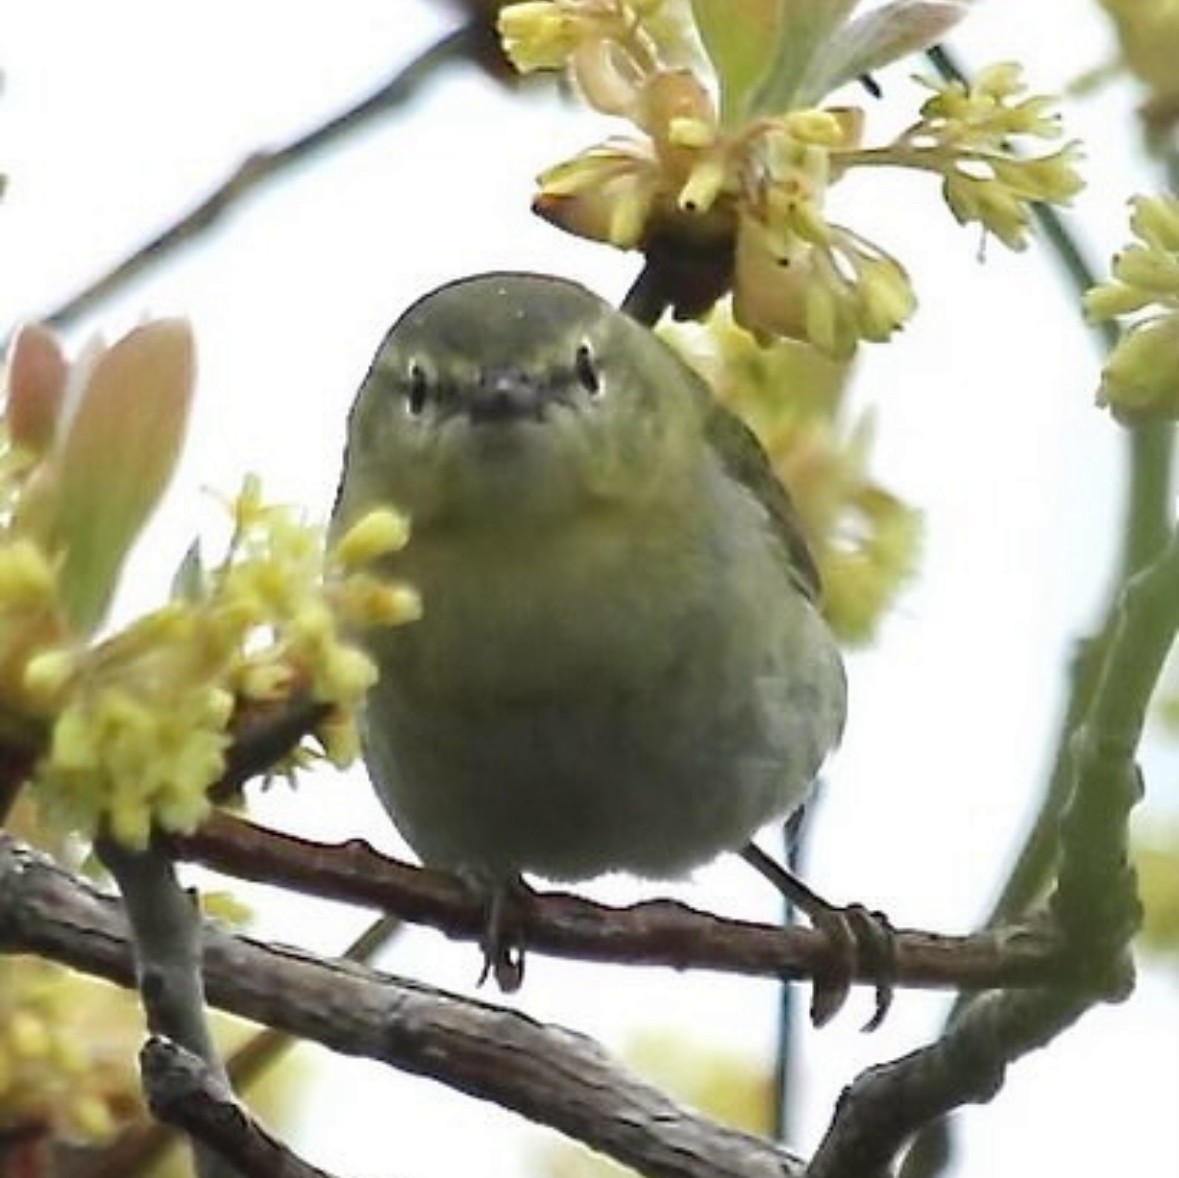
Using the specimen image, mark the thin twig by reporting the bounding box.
[620,260,674,325]
[0,743,37,825]
[211,694,329,805]
[22,22,487,336]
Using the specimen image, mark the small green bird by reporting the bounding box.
[333,271,847,985]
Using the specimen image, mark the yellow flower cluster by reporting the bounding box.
[665,310,919,643]
[884,63,1084,250]
[0,321,417,1142]
[0,799,144,1144]
[1085,195,1179,422]
[30,480,419,846]
[0,535,68,741]
[0,957,139,1142]
[498,2,1082,357]
[499,0,670,74]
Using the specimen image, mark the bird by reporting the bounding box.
[333,271,862,1008]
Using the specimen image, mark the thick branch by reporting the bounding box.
[172,812,1070,992]
[808,987,1088,1178]
[74,916,402,1178]
[816,526,1179,1177]
[0,836,802,1178]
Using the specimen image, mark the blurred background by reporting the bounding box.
[2,2,1177,1175]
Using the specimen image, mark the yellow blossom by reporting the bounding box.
[21,648,77,709]
[332,506,411,568]
[1086,195,1179,423]
[0,537,57,604]
[0,958,141,1143]
[866,64,1086,251]
[23,475,417,846]
[39,677,233,846]
[1096,315,1179,421]
[0,536,70,727]
[508,2,1074,354]
[498,1,584,71]
[10,1010,51,1059]
[1098,0,1179,140]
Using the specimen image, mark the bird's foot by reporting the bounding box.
[473,875,533,993]
[741,842,897,1030]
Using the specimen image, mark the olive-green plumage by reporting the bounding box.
[333,272,845,884]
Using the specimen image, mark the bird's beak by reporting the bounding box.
[467,368,546,424]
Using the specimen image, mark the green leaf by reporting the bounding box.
[811,0,970,97]
[748,0,968,112]
[690,0,782,122]
[747,0,860,112]
[49,320,195,633]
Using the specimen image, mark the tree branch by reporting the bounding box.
[71,916,402,1178]
[171,811,1070,993]
[140,1037,339,1178]
[0,835,802,1178]
[24,21,489,335]
[814,523,1178,1178]
[211,694,329,805]
[96,836,243,1178]
[898,42,1174,1178]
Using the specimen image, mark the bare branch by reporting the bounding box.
[72,916,401,1178]
[97,836,243,1178]
[172,811,1069,993]
[29,21,490,334]
[809,987,1088,1178]
[819,525,1179,1178]
[0,835,802,1178]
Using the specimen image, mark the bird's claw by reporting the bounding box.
[475,877,529,993]
[807,901,897,1031]
[741,842,898,1031]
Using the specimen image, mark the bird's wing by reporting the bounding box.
[705,400,823,603]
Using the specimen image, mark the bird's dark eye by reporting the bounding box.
[574,341,601,396]
[406,362,429,416]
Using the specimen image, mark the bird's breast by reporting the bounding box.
[375,513,700,701]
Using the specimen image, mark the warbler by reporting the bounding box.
[333,272,847,969]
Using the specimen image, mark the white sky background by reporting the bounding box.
[2,2,1179,1176]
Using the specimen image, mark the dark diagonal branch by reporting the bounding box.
[810,988,1087,1178]
[28,21,488,335]
[211,694,329,805]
